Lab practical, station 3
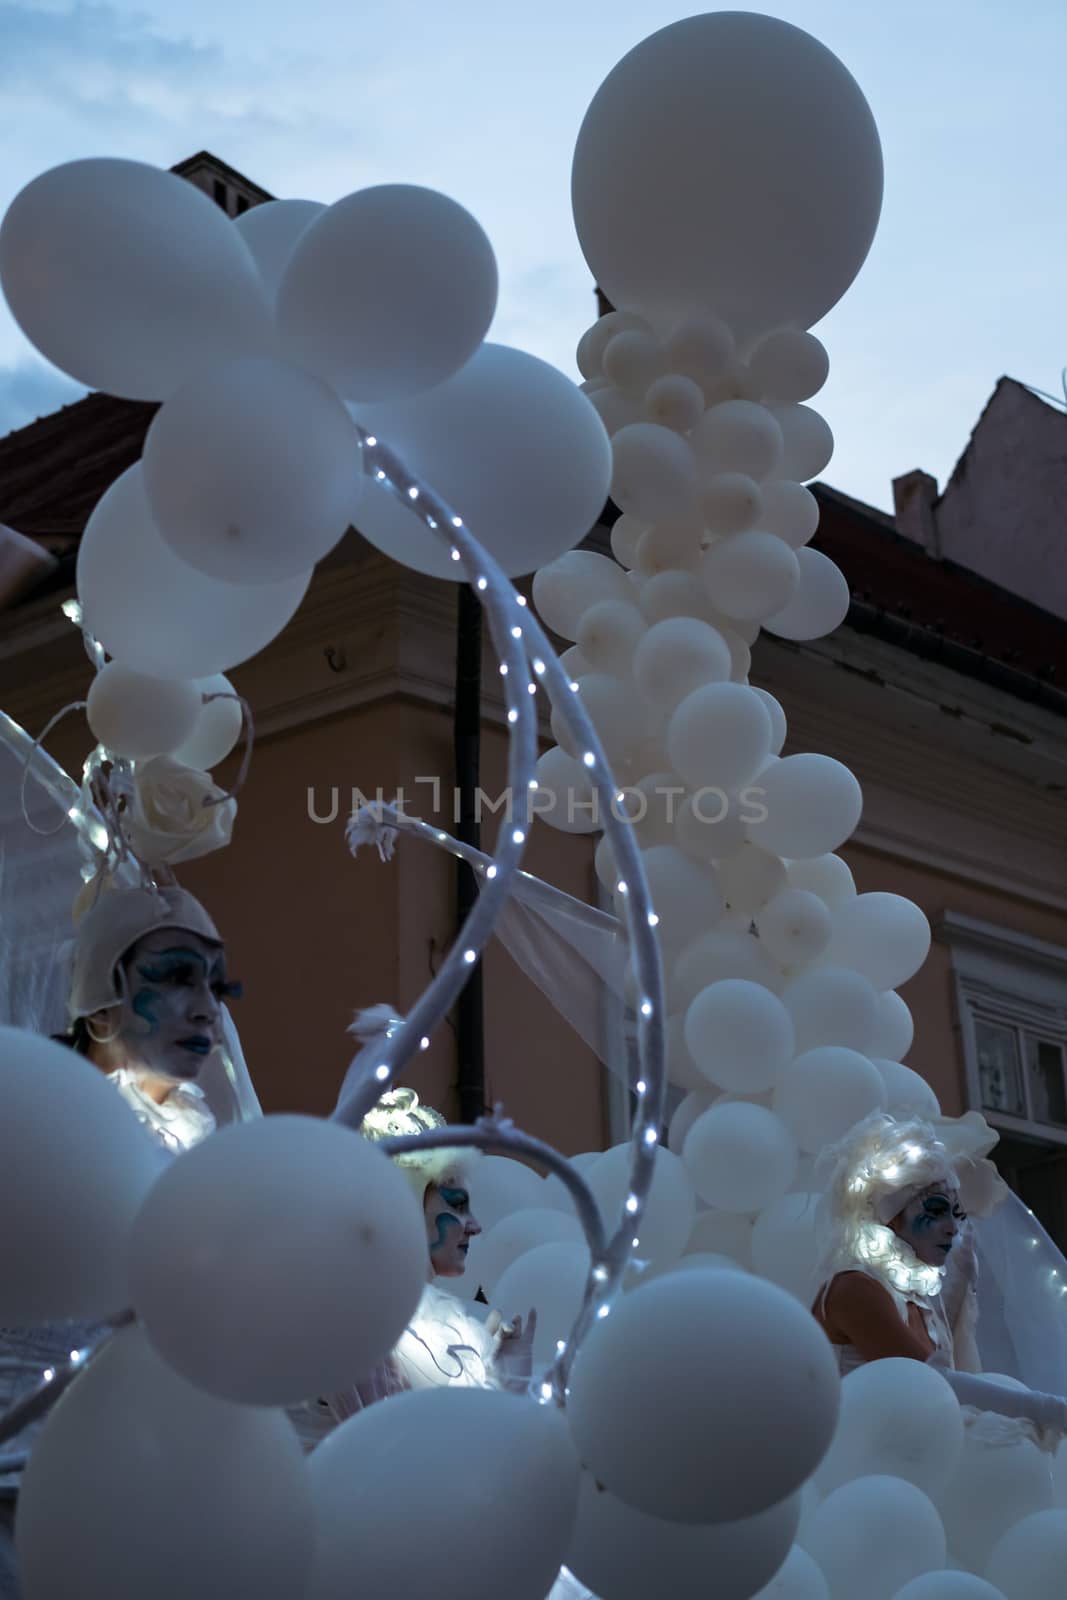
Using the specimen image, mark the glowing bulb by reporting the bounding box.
[427,517,438,529]
[407,486,419,500]
[512,828,526,845]
[499,664,509,676]
[61,598,82,623]
[635,1080,647,1095]
[540,1381,554,1400]
[516,594,527,607]
[569,681,580,692]
[463,949,477,965]
[640,1000,653,1018]
[375,1064,390,1081]
[597,1305,611,1320]
[419,1036,430,1051]
[582,752,595,768]
[42,1367,55,1382]
[644,1128,658,1147]
[632,1237,640,1249]
[450,548,461,562]
[616,880,628,895]
[592,1265,609,1284]
[533,658,546,675]
[647,912,659,928]
[365,435,377,447]
[555,1340,566,1355]
[486,865,498,880]
[375,469,387,481]
[477,577,488,591]
[69,1350,83,1364]
[511,625,522,640]
[625,1195,639,1215]
[528,682,537,695]
[452,517,463,529]
[507,709,518,724]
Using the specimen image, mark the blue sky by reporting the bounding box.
[0,0,1063,510]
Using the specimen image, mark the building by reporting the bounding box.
[1,153,1065,1240]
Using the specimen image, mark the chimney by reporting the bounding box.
[892,470,940,556]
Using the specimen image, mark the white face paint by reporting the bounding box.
[423,1172,483,1278]
[890,1181,966,1269]
[107,929,231,1087]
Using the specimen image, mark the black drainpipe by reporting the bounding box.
[454,583,486,1123]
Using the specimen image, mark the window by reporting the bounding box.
[941,911,1067,1250]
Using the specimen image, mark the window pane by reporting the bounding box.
[975,1019,1025,1116]
[1023,1035,1067,1127]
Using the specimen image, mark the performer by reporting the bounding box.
[0,882,239,1597]
[812,1111,1067,1441]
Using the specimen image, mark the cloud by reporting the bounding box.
[0,358,85,441]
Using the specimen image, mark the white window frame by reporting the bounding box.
[939,911,1067,1147]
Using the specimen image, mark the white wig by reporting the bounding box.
[360,1087,476,1200]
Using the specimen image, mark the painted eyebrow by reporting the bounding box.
[136,947,226,977]
[439,1185,470,1204]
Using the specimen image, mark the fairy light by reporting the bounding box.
[640,999,653,1018]
[596,1305,611,1320]
[616,880,628,894]
[647,912,659,927]
[407,486,419,500]
[364,435,377,447]
[507,709,519,724]
[582,752,595,767]
[510,625,523,640]
[450,548,461,562]
[42,1367,55,1382]
[635,1080,647,1095]
[592,1265,609,1284]
[477,577,488,591]
[512,828,526,845]
[419,1036,430,1051]
[499,664,509,676]
[515,594,527,607]
[569,681,580,692]
[451,516,463,528]
[533,658,546,675]
[375,1064,390,1081]
[486,864,498,880]
[625,1195,639,1215]
[540,1381,554,1401]
[555,1340,567,1355]
[527,682,537,695]
[644,1128,658,1147]
[463,949,477,965]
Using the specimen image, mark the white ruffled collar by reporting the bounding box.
[847,1219,945,1300]
[109,1068,216,1153]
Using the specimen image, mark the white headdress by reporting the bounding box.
[359,1086,476,1197]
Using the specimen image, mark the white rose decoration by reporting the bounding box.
[120,756,236,867]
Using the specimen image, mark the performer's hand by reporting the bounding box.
[491,1307,538,1393]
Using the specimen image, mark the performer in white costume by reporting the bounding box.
[812,1111,1067,1445]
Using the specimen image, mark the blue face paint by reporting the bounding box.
[431,1211,463,1253]
[130,986,162,1036]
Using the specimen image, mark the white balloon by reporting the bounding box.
[748,332,829,404]
[77,464,310,677]
[683,1103,798,1212]
[686,1208,755,1267]
[757,889,833,966]
[588,382,645,436]
[674,789,750,863]
[701,472,764,535]
[352,343,612,580]
[234,198,325,301]
[577,310,653,378]
[665,1011,709,1091]
[278,184,496,401]
[761,481,822,548]
[781,967,879,1054]
[937,1430,1053,1574]
[567,1270,840,1522]
[772,405,835,481]
[308,1388,580,1600]
[634,518,703,576]
[801,1475,945,1600]
[786,853,857,908]
[609,513,647,568]
[876,1059,941,1119]
[561,672,644,764]
[668,1088,719,1153]
[986,1509,1067,1600]
[639,567,718,624]
[466,1155,548,1235]
[86,662,201,759]
[571,12,882,341]
[534,746,598,835]
[753,687,788,754]
[751,1192,824,1302]
[588,1142,695,1265]
[661,313,736,392]
[0,158,272,400]
[645,373,705,431]
[868,990,916,1061]
[751,1544,831,1599]
[16,1327,313,1600]
[765,548,851,642]
[718,842,788,917]
[0,1027,163,1321]
[143,356,361,584]
[894,1577,1006,1600]
[641,844,724,951]
[634,616,732,710]
[692,400,785,481]
[752,754,863,859]
[817,1359,964,1498]
[611,422,700,523]
[470,1208,583,1295]
[576,598,647,674]
[827,893,932,990]
[702,530,800,621]
[622,771,687,850]
[672,928,778,1010]
[493,1242,592,1367]
[685,981,795,1092]
[533,550,634,638]
[775,1047,888,1153]
[668,682,772,791]
[566,1471,801,1600]
[170,673,243,770]
[130,1116,427,1404]
[603,329,662,392]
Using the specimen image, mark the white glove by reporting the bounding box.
[487,1307,538,1395]
[937,1365,1067,1434]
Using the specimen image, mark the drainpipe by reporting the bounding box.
[453,583,485,1123]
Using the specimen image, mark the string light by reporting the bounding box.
[507,709,519,724]
[515,594,527,607]
[419,1036,430,1051]
[647,912,659,927]
[582,752,595,767]
[486,864,498,879]
[451,516,463,528]
[596,1305,611,1320]
[540,1381,554,1400]
[364,435,377,447]
[499,664,508,676]
[625,1195,639,1215]
[533,658,546,675]
[407,486,419,500]
[477,578,488,591]
[640,1000,653,1018]
[463,949,477,965]
[512,829,526,845]
[375,469,387,481]
[644,1128,658,1147]
[375,1064,390,1081]
[450,548,461,562]
[636,1080,647,1095]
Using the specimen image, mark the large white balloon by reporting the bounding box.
[748,331,830,405]
[772,405,835,481]
[876,1059,941,1119]
[692,401,784,481]
[683,1103,797,1214]
[277,183,497,401]
[751,754,863,859]
[534,746,598,835]
[672,928,778,1010]
[570,12,883,343]
[751,1544,831,1599]
[937,1429,1053,1573]
[685,980,795,1092]
[756,889,833,967]
[611,422,700,523]
[567,1270,840,1522]
[130,1116,427,1404]
[774,1047,887,1153]
[576,598,647,674]
[0,1027,163,1321]
[308,1388,580,1600]
[826,893,932,990]
[751,1192,824,1303]
[781,967,879,1054]
[786,853,856,909]
[634,616,732,710]
[801,1475,946,1600]
[894,1578,1006,1600]
[471,1208,584,1295]
[668,682,773,791]
[16,1327,313,1600]
[668,1088,719,1152]
[467,1155,548,1233]
[86,662,201,760]
[557,672,644,765]
[640,844,724,951]
[816,1359,964,1498]
[493,1241,592,1368]
[588,1142,695,1266]
[686,1209,756,1268]
[566,1471,801,1600]
[718,842,788,918]
[143,356,362,583]
[761,480,822,549]
[234,198,325,301]
[702,530,800,621]
[764,548,851,642]
[77,465,310,677]
[986,1509,1067,1600]
[868,990,916,1061]
[349,344,612,579]
[0,158,272,400]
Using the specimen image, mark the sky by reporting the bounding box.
[0,0,1064,511]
